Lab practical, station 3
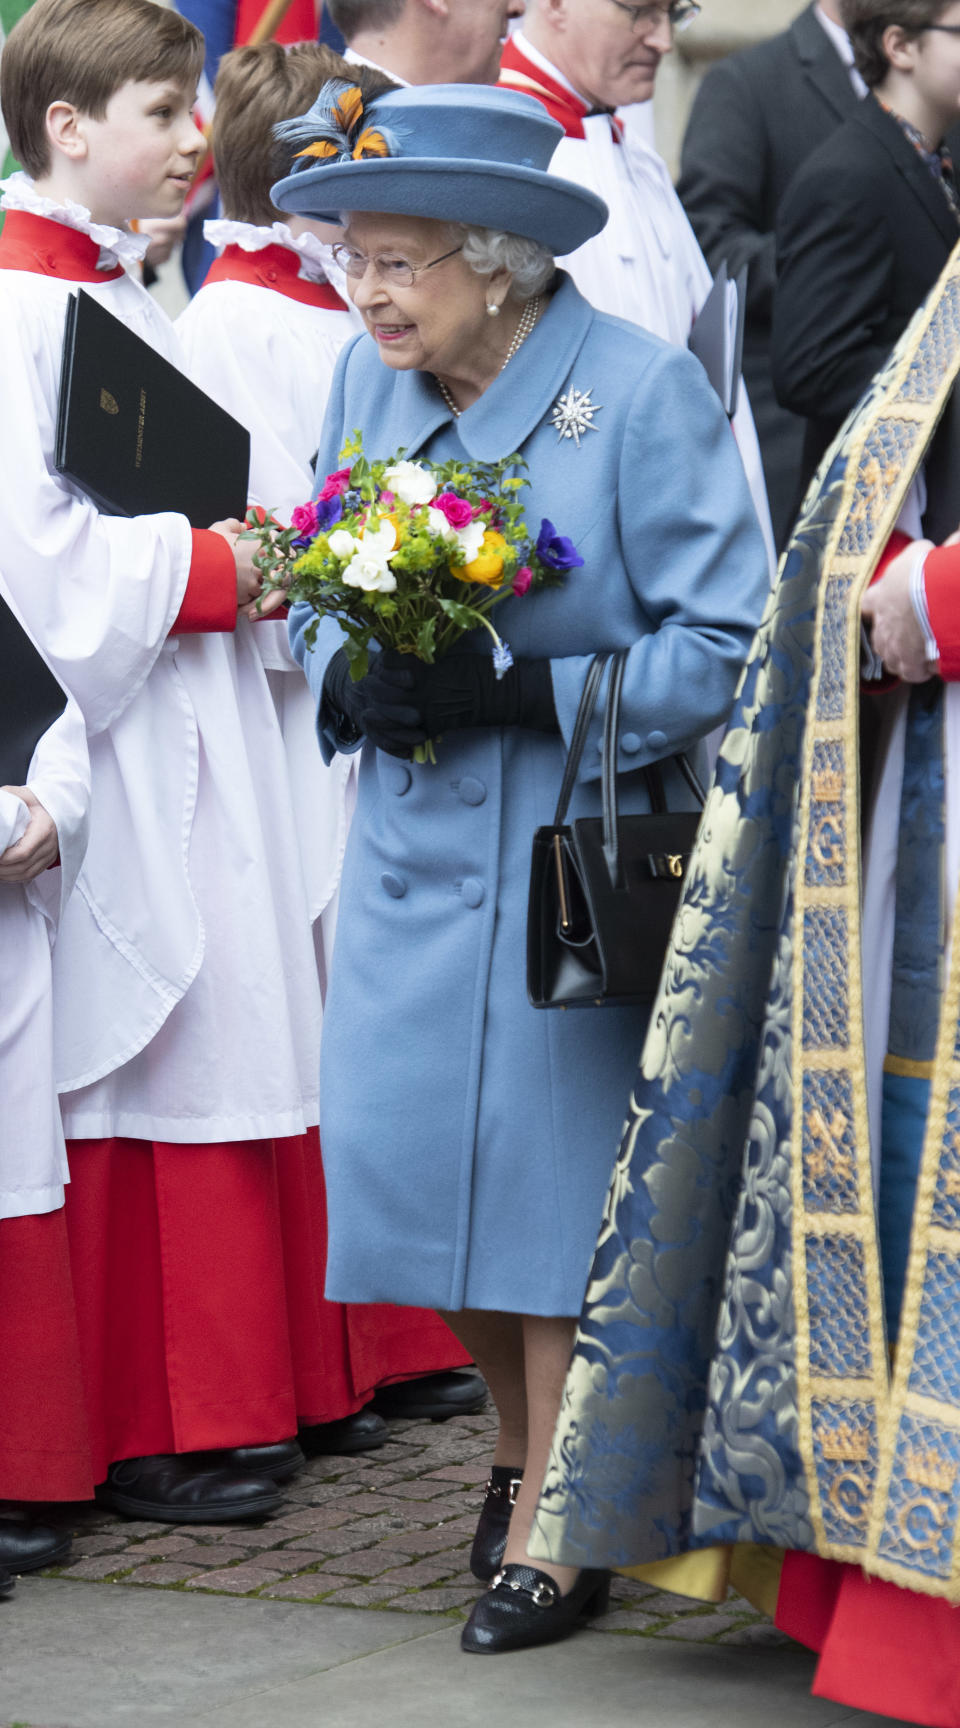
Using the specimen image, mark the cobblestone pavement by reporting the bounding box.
[32,1408,788,1646]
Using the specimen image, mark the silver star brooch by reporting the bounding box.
[550,387,601,447]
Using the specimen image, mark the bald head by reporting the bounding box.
[328,0,525,86]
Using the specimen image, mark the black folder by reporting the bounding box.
[1,595,68,788]
[688,259,748,420]
[55,290,250,526]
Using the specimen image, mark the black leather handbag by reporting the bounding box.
[527,650,706,1009]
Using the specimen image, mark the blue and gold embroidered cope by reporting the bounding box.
[532,239,960,1603]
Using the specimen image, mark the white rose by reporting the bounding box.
[426,507,458,541]
[342,551,398,593]
[360,516,398,559]
[454,519,486,566]
[328,528,360,559]
[383,460,437,507]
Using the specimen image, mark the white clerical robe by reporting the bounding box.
[176,220,357,947]
[0,178,321,1140]
[0,581,89,1218]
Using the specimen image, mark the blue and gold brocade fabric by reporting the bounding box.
[532,243,960,1604]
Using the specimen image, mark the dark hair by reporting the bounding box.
[1,0,204,179]
[839,0,952,86]
[326,0,406,37]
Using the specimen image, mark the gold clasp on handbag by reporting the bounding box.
[553,832,572,932]
[667,854,684,879]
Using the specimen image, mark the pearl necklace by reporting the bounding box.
[436,295,542,419]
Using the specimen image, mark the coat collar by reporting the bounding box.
[364,272,596,463]
[790,2,861,123]
[854,92,960,252]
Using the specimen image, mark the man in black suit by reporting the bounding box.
[678,3,863,548]
[772,0,960,503]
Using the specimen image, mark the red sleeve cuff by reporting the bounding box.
[923,544,960,680]
[171,530,237,634]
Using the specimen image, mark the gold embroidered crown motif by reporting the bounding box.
[821,1422,871,1463]
[904,1448,957,1495]
[812,769,843,804]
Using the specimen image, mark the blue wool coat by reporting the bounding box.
[291,274,768,1315]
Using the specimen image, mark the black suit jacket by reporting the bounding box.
[772,93,960,493]
[677,5,859,547]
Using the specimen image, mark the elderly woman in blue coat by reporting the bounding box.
[273,80,768,1654]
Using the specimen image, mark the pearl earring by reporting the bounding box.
[486,302,501,317]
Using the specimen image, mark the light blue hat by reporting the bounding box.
[270,81,608,255]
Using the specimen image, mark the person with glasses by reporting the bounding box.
[272,75,768,1655]
[499,0,775,574]
[772,0,960,510]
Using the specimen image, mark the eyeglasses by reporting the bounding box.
[330,242,464,288]
[607,0,701,32]
[921,21,960,31]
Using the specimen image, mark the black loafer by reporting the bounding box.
[298,1409,389,1456]
[95,1455,283,1523]
[189,1439,304,1484]
[370,1369,488,1422]
[0,1519,72,1574]
[461,1563,610,1654]
[470,1466,523,1581]
[0,1567,14,1599]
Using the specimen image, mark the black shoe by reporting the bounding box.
[189,1440,305,1484]
[470,1467,523,1582]
[298,1409,389,1456]
[0,1519,72,1574]
[461,1563,610,1654]
[0,1568,14,1599]
[95,1455,283,1524]
[370,1370,488,1422]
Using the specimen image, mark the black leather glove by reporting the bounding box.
[376,650,558,740]
[322,647,427,758]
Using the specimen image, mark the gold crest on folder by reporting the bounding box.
[99,388,119,416]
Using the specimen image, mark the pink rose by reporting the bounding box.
[513,566,533,597]
[318,467,353,502]
[291,501,320,536]
[434,492,475,531]
[379,489,396,507]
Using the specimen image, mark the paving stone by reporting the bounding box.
[336,1492,408,1516]
[639,1589,718,1616]
[68,1533,133,1558]
[322,1549,410,1578]
[389,1586,478,1613]
[385,1526,469,1555]
[424,1464,490,1483]
[377,1557,463,1586]
[185,1565,285,1594]
[718,1620,791,1647]
[661,1612,739,1640]
[87,1519,167,1540]
[57,1555,134,1580]
[318,1583,404,1608]
[269,1505,356,1534]
[256,1577,332,1601]
[436,1513,483,1535]
[124,1563,208,1586]
[122,1536,205,1560]
[179,1545,251,1567]
[260,1548,332,1576]
[385,1480,460,1501]
[593,1608,661,1633]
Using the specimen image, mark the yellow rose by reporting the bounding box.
[452,530,508,588]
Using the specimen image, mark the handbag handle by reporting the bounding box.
[555,650,708,888]
[552,651,611,828]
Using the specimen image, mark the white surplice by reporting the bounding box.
[0,580,89,1217]
[0,179,321,1140]
[176,221,357,946]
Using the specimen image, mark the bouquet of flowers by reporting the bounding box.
[245,435,583,727]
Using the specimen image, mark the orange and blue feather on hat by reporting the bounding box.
[275,79,397,170]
